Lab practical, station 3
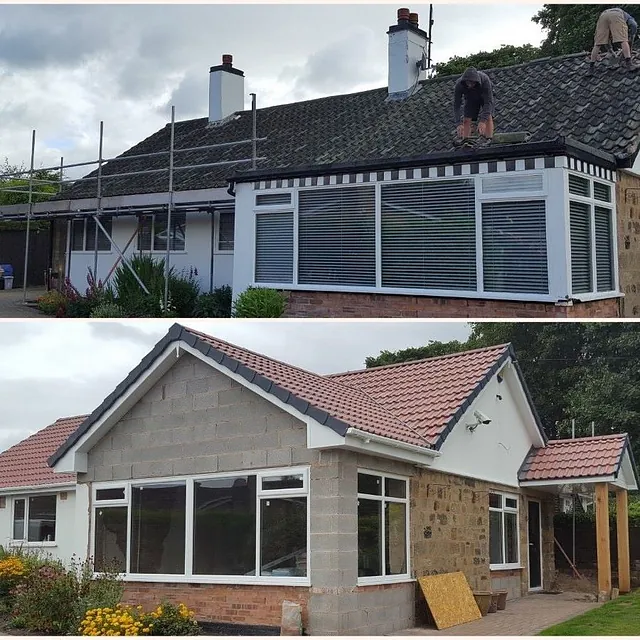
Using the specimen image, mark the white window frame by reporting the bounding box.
[214,209,235,254]
[489,490,521,571]
[9,494,58,547]
[248,166,619,304]
[566,170,618,299]
[356,469,411,586]
[70,217,113,254]
[137,212,187,254]
[91,466,310,586]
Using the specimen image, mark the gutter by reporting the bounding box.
[226,179,236,197]
[345,427,440,459]
[0,482,76,496]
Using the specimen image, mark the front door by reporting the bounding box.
[527,500,543,590]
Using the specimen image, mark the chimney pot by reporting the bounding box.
[222,54,233,66]
[409,12,419,26]
[397,7,410,23]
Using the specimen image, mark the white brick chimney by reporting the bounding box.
[387,8,428,98]
[209,54,245,123]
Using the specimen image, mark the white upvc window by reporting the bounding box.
[357,470,410,585]
[567,172,616,297]
[71,216,112,252]
[91,467,309,585]
[137,212,186,252]
[10,494,57,545]
[489,491,520,570]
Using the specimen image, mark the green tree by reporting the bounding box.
[0,159,60,231]
[433,44,543,77]
[365,323,640,460]
[532,4,640,56]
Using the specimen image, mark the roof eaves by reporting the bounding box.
[615,434,639,486]
[517,445,537,482]
[432,346,512,451]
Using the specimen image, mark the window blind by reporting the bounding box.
[255,212,294,283]
[298,186,375,286]
[594,206,614,292]
[381,179,476,290]
[482,200,548,294]
[569,201,592,294]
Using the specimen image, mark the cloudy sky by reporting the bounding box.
[0,319,471,453]
[0,3,544,179]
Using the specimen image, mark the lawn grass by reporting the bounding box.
[539,590,640,636]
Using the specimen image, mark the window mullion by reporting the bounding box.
[126,486,132,575]
[185,479,194,579]
[590,204,597,293]
[375,182,382,288]
[255,488,261,578]
[381,498,387,577]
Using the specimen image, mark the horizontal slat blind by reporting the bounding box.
[255,212,294,283]
[594,206,614,292]
[593,182,611,203]
[381,179,476,290]
[569,201,592,294]
[482,174,543,194]
[298,186,375,286]
[568,174,590,197]
[256,193,292,206]
[482,200,548,294]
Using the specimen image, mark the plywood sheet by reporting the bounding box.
[417,572,482,630]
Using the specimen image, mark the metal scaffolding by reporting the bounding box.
[0,99,263,309]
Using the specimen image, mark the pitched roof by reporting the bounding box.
[329,344,514,448]
[0,416,85,489]
[518,434,631,482]
[50,325,522,465]
[55,52,640,200]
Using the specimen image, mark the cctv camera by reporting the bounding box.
[473,410,492,425]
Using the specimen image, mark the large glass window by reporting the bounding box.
[130,483,186,574]
[92,468,309,582]
[489,492,520,568]
[71,217,112,252]
[357,472,408,581]
[138,213,186,251]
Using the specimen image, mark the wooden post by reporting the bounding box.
[595,482,612,598]
[616,488,631,594]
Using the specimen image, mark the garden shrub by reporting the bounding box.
[90,302,128,318]
[112,254,171,316]
[36,290,67,316]
[0,555,26,604]
[193,285,232,318]
[169,268,201,317]
[142,602,200,636]
[232,286,286,318]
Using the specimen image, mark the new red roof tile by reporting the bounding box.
[329,344,512,446]
[0,416,86,489]
[519,434,628,482]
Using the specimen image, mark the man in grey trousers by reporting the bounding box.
[453,67,495,140]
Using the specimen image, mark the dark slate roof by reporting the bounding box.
[57,51,640,199]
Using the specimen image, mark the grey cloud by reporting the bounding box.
[0,322,47,349]
[157,72,208,120]
[86,321,165,346]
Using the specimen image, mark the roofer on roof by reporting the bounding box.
[589,7,638,74]
[453,67,495,141]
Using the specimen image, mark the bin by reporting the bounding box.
[4,276,13,289]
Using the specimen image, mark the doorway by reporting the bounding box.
[527,499,543,591]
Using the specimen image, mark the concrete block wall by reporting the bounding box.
[307,450,415,635]
[490,570,521,600]
[82,353,315,482]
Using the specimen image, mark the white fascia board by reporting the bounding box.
[519,475,616,488]
[0,483,76,496]
[1,187,233,217]
[345,428,439,467]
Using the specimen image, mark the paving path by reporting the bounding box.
[390,592,601,636]
[0,287,46,318]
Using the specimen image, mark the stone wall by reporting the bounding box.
[283,290,620,319]
[616,170,640,317]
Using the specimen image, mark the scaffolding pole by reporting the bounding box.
[94,121,104,279]
[3,100,263,299]
[21,130,36,304]
[163,106,176,312]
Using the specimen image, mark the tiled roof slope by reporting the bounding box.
[0,416,85,489]
[55,52,640,200]
[519,434,629,481]
[330,345,512,447]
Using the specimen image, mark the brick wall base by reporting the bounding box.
[283,291,620,318]
[122,583,309,630]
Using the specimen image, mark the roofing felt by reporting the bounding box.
[518,434,630,482]
[54,52,640,200]
[50,324,516,467]
[0,416,85,489]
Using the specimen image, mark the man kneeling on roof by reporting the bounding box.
[454,67,495,141]
[589,7,638,74]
